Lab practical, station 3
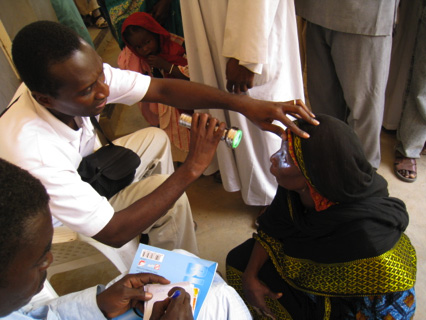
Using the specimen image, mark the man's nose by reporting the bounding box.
[96,81,110,99]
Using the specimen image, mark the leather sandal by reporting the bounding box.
[394,151,417,183]
[94,16,108,29]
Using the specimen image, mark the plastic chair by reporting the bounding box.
[47,226,130,281]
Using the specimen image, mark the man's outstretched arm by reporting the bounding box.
[144,78,319,139]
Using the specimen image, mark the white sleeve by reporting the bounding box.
[45,286,106,319]
[103,63,151,106]
[6,287,107,320]
[238,60,263,75]
[28,144,115,237]
[198,281,253,320]
[222,0,280,67]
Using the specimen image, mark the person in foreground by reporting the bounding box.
[0,158,252,320]
[0,21,317,267]
[226,114,417,319]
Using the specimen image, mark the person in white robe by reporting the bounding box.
[180,0,305,206]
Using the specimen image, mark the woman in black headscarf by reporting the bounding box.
[226,115,417,319]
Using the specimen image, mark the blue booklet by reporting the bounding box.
[113,244,218,320]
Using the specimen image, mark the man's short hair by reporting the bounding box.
[0,158,50,286]
[12,21,82,97]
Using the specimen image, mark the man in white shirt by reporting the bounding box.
[0,21,317,267]
[0,158,253,320]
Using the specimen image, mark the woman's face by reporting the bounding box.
[127,27,159,58]
[270,140,306,190]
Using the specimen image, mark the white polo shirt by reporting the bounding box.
[0,64,151,236]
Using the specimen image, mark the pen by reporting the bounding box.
[170,290,181,299]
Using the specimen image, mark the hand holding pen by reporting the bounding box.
[149,288,193,320]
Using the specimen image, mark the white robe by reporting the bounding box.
[181,0,305,205]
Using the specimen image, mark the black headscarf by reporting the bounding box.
[258,115,409,263]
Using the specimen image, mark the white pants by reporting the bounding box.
[109,127,198,267]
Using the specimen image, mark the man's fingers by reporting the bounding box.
[260,122,287,140]
[234,85,241,94]
[206,116,219,131]
[121,287,154,302]
[124,273,170,289]
[292,101,317,123]
[226,81,234,93]
[284,120,310,139]
[258,117,309,140]
[247,79,254,90]
[150,299,170,320]
[280,104,319,128]
[294,99,315,118]
[190,112,200,130]
[197,112,210,130]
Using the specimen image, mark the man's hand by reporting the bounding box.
[240,98,319,140]
[96,273,170,319]
[180,113,225,179]
[150,288,193,320]
[226,58,255,94]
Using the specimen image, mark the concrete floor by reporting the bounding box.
[49,33,426,318]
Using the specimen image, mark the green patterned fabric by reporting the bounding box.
[255,231,416,297]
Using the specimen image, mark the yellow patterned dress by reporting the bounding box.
[226,115,417,319]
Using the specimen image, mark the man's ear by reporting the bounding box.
[32,92,53,108]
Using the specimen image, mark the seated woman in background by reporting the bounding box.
[226,114,417,319]
[118,12,191,162]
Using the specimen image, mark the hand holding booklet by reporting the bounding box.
[112,244,218,320]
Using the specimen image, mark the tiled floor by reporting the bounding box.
[50,32,426,318]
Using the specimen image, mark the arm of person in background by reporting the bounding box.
[242,241,282,319]
[223,0,278,94]
[151,0,173,25]
[226,57,255,94]
[93,113,225,247]
[147,55,189,80]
